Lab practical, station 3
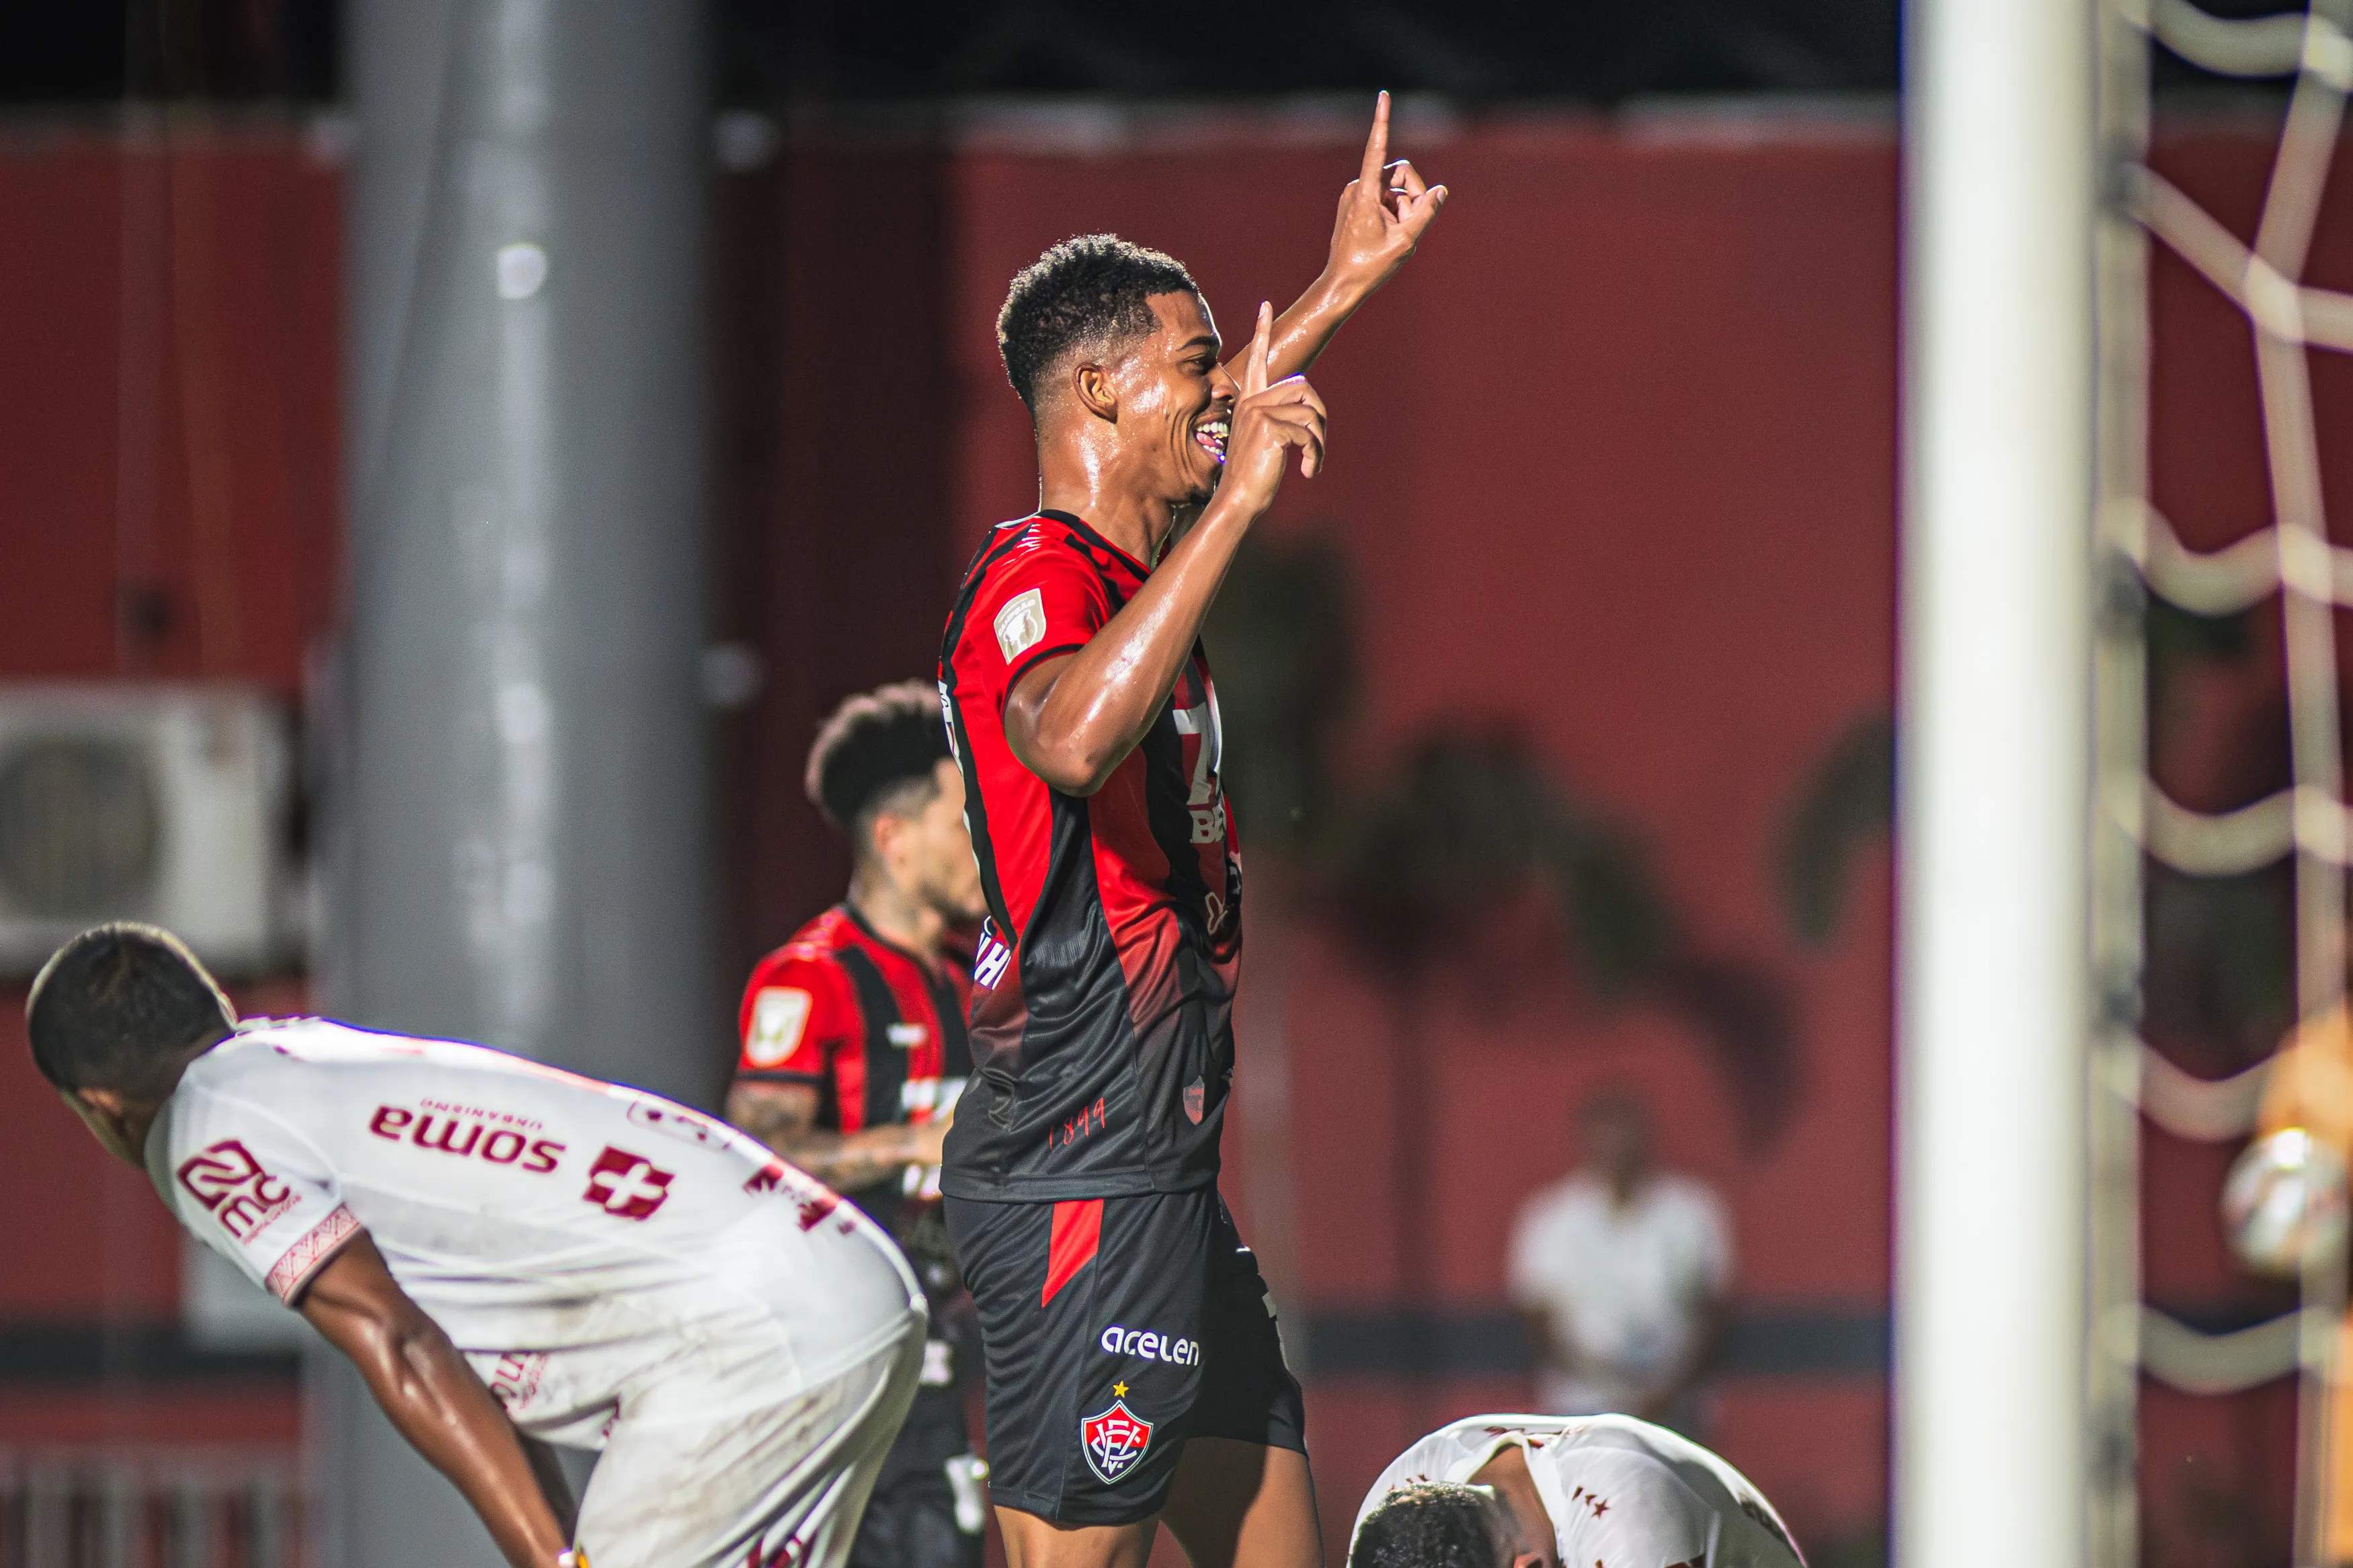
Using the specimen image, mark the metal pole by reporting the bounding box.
[1897,2,2096,1567]
[2087,1,2152,1561]
[327,0,711,1562]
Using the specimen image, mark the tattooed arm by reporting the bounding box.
[723,1080,948,1193]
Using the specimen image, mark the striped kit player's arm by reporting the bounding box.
[1009,304,1324,796]
[1221,91,1447,392]
[1156,92,1447,545]
[161,1102,572,1568]
[725,954,946,1191]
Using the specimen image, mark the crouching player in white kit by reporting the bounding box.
[28,924,926,1568]
[1350,1415,1804,1568]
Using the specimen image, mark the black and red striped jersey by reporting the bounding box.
[936,509,1242,1200]
[732,904,973,1217]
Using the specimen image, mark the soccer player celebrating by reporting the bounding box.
[728,680,991,1568]
[29,923,926,1568]
[1349,1415,1805,1568]
[936,95,1443,1568]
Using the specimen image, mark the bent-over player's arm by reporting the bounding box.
[1008,305,1326,795]
[298,1233,573,1568]
[1239,91,1447,387]
[724,1079,947,1192]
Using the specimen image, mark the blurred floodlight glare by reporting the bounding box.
[494,241,549,300]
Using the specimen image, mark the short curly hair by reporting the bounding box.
[1349,1483,1511,1568]
[805,680,953,841]
[996,234,1200,412]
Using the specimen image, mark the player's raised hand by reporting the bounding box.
[1326,90,1447,295]
[1220,302,1327,518]
[1239,297,1271,400]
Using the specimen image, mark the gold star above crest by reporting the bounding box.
[1113,1381,1129,1397]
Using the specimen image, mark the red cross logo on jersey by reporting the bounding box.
[581,1146,673,1220]
[1080,1396,1154,1484]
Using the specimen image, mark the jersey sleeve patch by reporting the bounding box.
[979,536,1114,690]
[165,1104,348,1306]
[735,954,863,1084]
[744,986,813,1068]
[995,588,1047,662]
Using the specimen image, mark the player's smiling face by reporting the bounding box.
[1114,290,1236,507]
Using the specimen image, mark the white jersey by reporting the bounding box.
[149,1018,921,1448]
[1353,1415,1802,1568]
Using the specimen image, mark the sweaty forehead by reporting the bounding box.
[1144,290,1219,355]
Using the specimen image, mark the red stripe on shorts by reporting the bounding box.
[1041,1198,1103,1307]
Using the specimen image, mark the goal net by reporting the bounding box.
[2097,3,2353,1563]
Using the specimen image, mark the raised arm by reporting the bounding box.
[299,1233,572,1568]
[1241,91,1447,386]
[1008,305,1326,795]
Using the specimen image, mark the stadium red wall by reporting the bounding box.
[0,105,2321,1558]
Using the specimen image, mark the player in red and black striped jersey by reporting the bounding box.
[726,682,990,1568]
[938,95,1445,1568]
[729,682,983,1216]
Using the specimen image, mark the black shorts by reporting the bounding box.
[846,1452,982,1568]
[944,1188,1307,1526]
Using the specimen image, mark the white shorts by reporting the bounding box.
[574,1304,926,1568]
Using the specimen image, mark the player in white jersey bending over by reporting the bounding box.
[27,923,927,1568]
[1350,1415,1804,1568]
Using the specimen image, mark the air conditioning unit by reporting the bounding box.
[0,684,294,977]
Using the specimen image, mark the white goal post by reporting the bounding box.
[1897,6,2097,1568]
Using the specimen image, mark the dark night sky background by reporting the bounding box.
[0,0,2307,108]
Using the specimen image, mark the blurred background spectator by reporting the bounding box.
[1508,1086,1732,1434]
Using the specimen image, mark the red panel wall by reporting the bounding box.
[0,120,340,1445]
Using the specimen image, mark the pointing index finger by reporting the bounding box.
[1357,90,1390,199]
[1243,301,1273,397]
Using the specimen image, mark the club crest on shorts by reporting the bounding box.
[1080,1395,1154,1484]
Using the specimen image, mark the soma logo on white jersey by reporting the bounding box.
[370,1105,565,1173]
[994,588,1047,663]
[1099,1325,1203,1366]
[581,1146,674,1220]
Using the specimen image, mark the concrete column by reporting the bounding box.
[323,0,711,1561]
